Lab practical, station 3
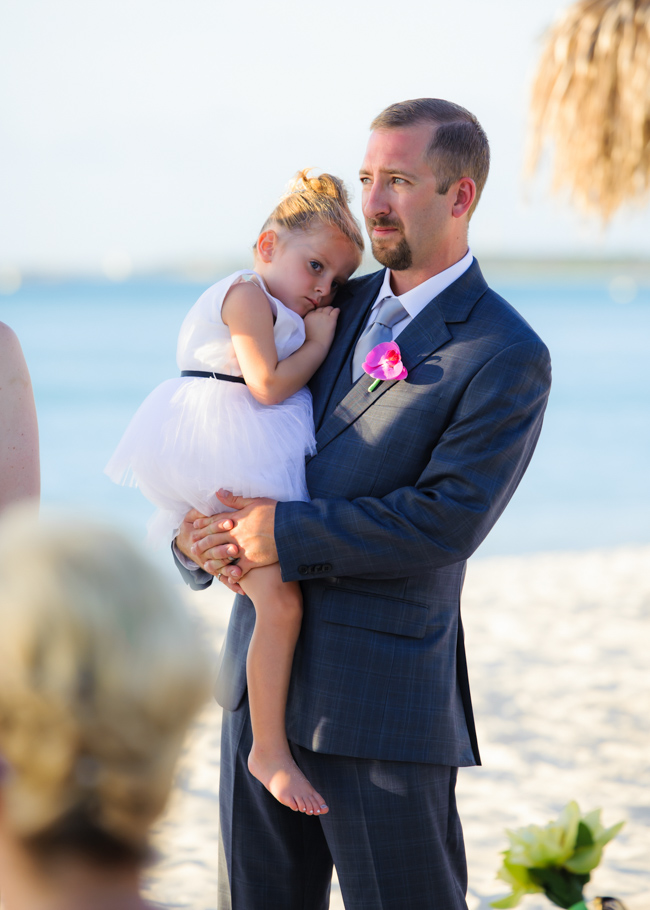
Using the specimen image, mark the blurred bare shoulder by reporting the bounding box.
[0,321,40,509]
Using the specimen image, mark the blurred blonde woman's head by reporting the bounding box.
[0,506,211,866]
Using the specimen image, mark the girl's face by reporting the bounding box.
[257,225,361,318]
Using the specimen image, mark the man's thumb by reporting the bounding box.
[216,489,253,510]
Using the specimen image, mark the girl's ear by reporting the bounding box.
[257,230,277,263]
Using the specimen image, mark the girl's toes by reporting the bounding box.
[311,791,328,814]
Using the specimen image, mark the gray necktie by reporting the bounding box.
[352,295,409,380]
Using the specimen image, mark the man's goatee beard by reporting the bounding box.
[370,236,412,270]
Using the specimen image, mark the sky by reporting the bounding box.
[2,0,650,277]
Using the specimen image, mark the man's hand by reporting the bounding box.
[175,508,212,565]
[189,489,278,584]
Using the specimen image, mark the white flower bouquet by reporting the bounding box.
[491,801,625,910]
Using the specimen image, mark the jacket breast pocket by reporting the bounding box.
[320,586,429,639]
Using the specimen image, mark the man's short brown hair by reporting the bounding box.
[371,98,490,218]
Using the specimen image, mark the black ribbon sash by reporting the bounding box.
[180,370,246,384]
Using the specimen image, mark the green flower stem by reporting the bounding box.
[368,378,383,392]
[568,902,589,910]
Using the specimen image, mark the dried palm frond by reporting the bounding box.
[527,0,650,221]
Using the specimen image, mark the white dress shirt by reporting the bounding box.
[352,248,474,380]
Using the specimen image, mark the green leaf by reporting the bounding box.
[575,821,594,849]
[566,819,625,873]
[581,809,602,836]
[565,845,602,874]
[492,858,544,907]
[491,893,524,908]
[558,802,582,853]
[529,867,587,908]
[597,820,625,847]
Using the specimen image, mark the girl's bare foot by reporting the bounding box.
[248,743,329,815]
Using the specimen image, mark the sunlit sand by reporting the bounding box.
[143,546,650,910]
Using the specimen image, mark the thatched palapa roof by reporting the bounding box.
[528,0,650,221]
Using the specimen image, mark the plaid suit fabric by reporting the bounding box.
[216,259,552,768]
[219,697,468,910]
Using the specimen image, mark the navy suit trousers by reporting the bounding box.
[219,697,468,910]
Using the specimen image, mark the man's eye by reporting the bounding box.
[309,260,323,272]
[360,177,371,185]
[391,177,406,185]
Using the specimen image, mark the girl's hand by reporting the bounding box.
[304,306,339,350]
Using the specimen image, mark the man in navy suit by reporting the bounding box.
[175,98,551,910]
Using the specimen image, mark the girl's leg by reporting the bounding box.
[238,564,329,816]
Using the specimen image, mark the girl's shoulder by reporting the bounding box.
[230,270,264,291]
[222,270,277,318]
[183,270,266,321]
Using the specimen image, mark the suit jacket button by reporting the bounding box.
[298,565,309,575]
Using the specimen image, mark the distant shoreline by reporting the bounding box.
[2,255,650,290]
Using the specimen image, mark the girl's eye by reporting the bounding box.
[309,260,323,272]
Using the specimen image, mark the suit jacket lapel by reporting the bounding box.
[311,270,385,429]
[314,258,489,454]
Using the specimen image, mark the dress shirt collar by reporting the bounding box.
[372,247,474,320]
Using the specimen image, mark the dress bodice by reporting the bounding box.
[176,270,306,376]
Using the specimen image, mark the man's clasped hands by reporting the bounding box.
[176,490,276,592]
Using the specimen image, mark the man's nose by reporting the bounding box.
[363,181,390,218]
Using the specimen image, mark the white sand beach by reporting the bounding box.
[143,545,650,910]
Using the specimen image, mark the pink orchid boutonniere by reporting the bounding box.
[362,341,408,392]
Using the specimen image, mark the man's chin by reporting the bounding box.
[370,239,412,271]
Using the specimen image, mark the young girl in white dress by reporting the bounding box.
[106,171,364,815]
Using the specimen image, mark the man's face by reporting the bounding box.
[359,124,452,273]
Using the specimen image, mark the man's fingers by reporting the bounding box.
[192,539,239,562]
[220,562,243,580]
[190,528,237,555]
[183,508,207,522]
[192,515,234,532]
[216,489,254,510]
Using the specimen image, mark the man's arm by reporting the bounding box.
[275,339,550,580]
[197,337,551,584]
[199,337,550,585]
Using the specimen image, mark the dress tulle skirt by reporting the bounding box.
[105,376,316,547]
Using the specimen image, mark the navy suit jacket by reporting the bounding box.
[186,259,551,769]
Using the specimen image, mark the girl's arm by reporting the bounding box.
[221,282,338,406]
[0,323,40,511]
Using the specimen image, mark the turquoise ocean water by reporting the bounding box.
[3,269,649,563]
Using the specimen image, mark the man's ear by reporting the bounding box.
[451,178,476,219]
[256,230,278,263]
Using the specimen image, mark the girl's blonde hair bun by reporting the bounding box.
[260,169,365,255]
[287,169,350,202]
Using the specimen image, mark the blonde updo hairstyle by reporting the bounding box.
[0,507,211,867]
[258,169,364,259]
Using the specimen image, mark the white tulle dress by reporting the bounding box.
[105,270,316,546]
